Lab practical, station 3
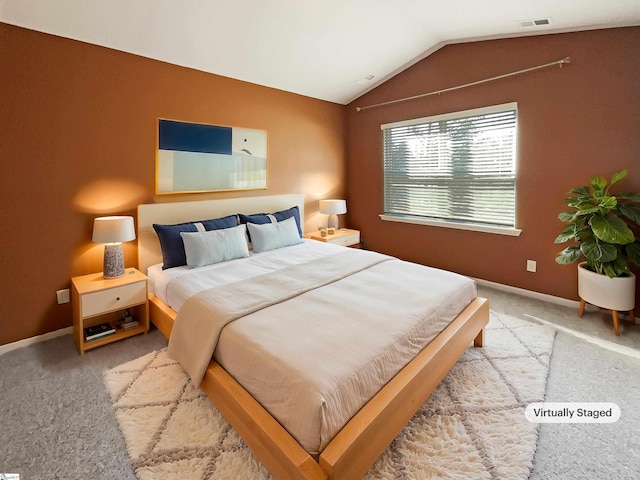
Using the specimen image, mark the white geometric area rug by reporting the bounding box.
[104,312,556,480]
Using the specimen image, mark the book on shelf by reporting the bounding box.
[120,319,139,331]
[84,322,116,341]
[119,309,139,331]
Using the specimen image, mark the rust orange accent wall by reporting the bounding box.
[0,23,346,346]
[347,28,640,302]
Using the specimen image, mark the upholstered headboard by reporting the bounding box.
[137,194,305,274]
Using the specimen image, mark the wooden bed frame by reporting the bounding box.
[138,194,489,480]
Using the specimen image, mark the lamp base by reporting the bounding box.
[327,214,339,229]
[103,243,125,279]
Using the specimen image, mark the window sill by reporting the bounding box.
[379,214,522,237]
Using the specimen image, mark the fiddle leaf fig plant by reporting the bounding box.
[555,169,640,278]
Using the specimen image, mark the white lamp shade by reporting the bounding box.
[319,199,347,215]
[92,216,136,244]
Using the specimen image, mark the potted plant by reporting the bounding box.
[555,169,640,330]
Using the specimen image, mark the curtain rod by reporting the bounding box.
[355,56,571,112]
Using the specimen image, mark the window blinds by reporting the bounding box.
[382,103,517,229]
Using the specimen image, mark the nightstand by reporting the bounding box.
[305,228,361,247]
[71,268,149,355]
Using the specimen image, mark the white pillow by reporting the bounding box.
[246,216,302,253]
[180,224,250,268]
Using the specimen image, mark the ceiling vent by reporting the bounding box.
[519,18,552,28]
[357,74,376,85]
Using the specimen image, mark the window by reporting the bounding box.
[381,103,521,236]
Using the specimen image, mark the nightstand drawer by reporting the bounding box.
[331,231,360,246]
[82,281,146,318]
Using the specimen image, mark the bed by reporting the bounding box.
[137,194,489,480]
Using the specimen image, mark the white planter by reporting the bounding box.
[578,262,636,311]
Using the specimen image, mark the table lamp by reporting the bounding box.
[319,199,347,229]
[92,216,136,279]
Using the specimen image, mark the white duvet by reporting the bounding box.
[150,241,477,454]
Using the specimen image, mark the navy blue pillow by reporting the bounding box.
[201,216,239,231]
[238,206,302,238]
[153,214,238,269]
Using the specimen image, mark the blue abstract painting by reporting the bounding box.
[157,119,267,194]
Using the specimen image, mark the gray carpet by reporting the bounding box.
[478,285,640,480]
[1,285,639,479]
[530,333,640,479]
[0,331,167,480]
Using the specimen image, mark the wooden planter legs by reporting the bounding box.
[578,298,635,336]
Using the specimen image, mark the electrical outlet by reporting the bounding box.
[526,260,537,273]
[56,288,70,304]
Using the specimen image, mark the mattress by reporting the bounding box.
[152,241,477,454]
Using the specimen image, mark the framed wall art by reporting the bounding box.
[156,119,267,194]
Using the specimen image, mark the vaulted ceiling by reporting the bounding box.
[1,0,639,104]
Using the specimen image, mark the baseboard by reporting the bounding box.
[0,326,73,357]
[473,277,581,309]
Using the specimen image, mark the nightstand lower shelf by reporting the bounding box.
[81,323,148,352]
